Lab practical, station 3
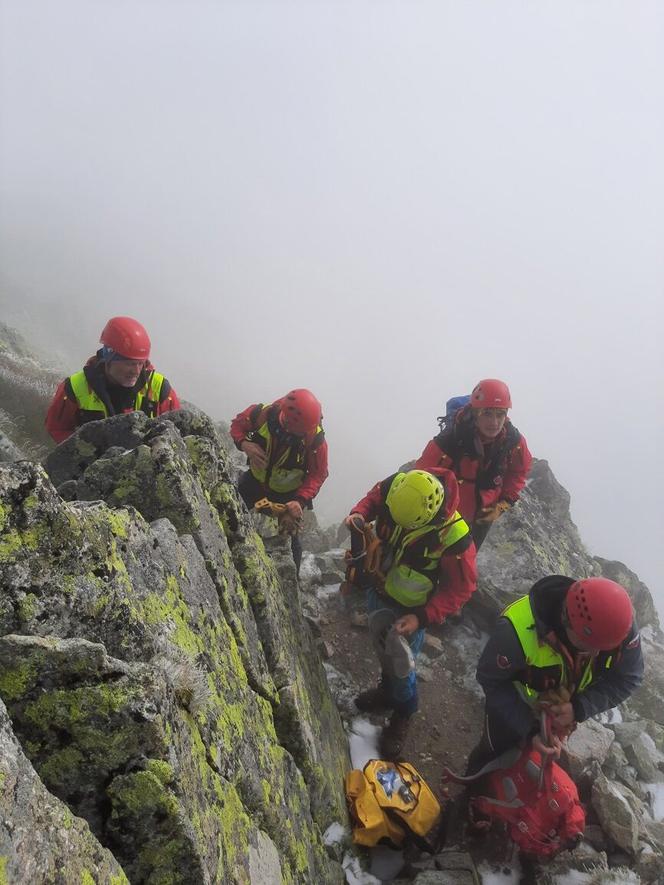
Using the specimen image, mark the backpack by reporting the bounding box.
[437,394,471,432]
[345,759,441,851]
[470,748,585,859]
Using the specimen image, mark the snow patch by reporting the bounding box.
[477,859,521,884]
[348,717,381,770]
[316,583,341,599]
[342,853,381,885]
[323,821,347,847]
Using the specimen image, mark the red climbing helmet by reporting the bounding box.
[279,389,322,435]
[565,578,633,651]
[470,379,512,410]
[100,317,151,360]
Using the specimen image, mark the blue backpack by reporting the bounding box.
[437,395,471,431]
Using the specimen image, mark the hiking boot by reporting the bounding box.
[380,713,412,760]
[355,685,392,714]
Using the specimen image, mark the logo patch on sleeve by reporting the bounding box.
[497,654,511,670]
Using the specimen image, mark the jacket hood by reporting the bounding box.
[423,465,461,521]
[528,575,576,638]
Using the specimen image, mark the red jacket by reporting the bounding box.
[45,356,180,444]
[350,467,477,627]
[416,408,532,524]
[230,401,329,504]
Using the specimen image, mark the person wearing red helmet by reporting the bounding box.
[45,317,180,443]
[416,379,532,549]
[464,575,644,776]
[230,389,329,574]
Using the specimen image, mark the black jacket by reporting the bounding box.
[476,575,644,748]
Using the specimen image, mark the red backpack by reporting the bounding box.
[444,747,585,859]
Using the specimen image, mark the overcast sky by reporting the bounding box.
[1,1,662,599]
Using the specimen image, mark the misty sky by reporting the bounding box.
[1,2,662,598]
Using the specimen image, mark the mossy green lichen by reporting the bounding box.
[109,769,179,818]
[146,759,174,786]
[0,661,38,702]
[0,525,44,563]
[16,592,37,624]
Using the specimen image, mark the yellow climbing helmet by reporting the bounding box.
[385,470,444,529]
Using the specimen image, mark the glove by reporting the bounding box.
[285,501,303,520]
[476,500,511,524]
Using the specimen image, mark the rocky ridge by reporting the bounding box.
[1,410,349,883]
[1,323,664,883]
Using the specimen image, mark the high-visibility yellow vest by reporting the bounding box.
[380,494,470,607]
[249,410,323,494]
[69,369,165,420]
[502,595,597,705]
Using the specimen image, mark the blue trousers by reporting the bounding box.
[367,588,425,717]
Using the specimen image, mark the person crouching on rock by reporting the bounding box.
[465,576,644,777]
[346,468,477,760]
[45,316,180,444]
[230,389,328,576]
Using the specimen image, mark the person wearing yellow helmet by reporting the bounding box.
[344,467,478,759]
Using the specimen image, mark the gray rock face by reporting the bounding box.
[0,695,127,883]
[467,458,600,629]
[564,718,615,781]
[592,775,641,855]
[1,410,349,883]
[0,429,23,462]
[0,321,62,459]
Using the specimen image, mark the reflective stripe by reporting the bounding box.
[381,479,471,607]
[502,596,594,703]
[249,414,322,494]
[385,565,434,606]
[68,369,165,418]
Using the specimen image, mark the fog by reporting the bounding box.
[1,2,662,598]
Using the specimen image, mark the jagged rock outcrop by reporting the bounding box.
[0,322,61,459]
[0,410,349,883]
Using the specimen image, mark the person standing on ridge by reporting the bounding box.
[45,316,180,444]
[230,389,328,576]
[345,467,477,759]
[416,379,532,550]
[465,575,644,777]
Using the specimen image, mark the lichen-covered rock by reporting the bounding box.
[0,695,127,884]
[466,459,600,629]
[1,410,350,882]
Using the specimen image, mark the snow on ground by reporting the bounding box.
[342,853,382,885]
[316,583,342,600]
[323,822,348,847]
[598,706,623,725]
[477,861,521,885]
[298,551,322,585]
[348,716,381,770]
